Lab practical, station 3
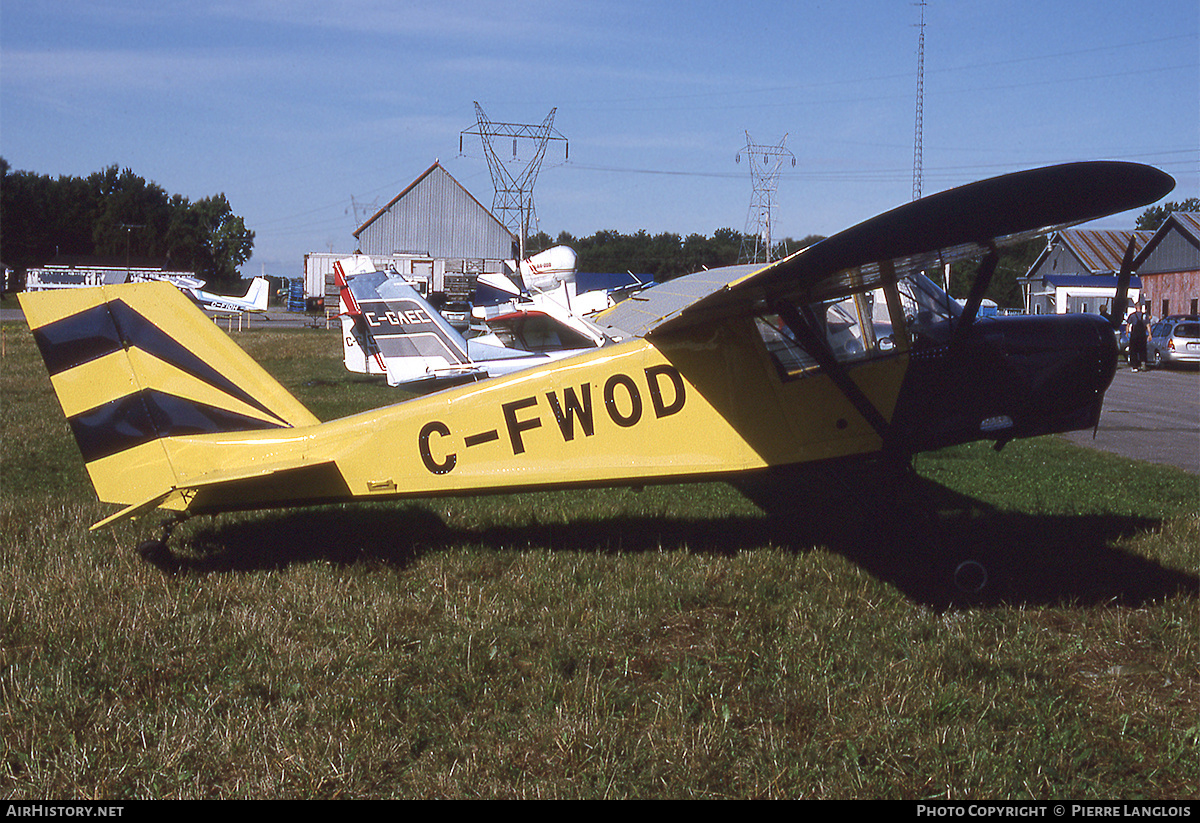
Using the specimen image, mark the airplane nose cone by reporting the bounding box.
[890,312,1118,454]
[1009,312,1116,432]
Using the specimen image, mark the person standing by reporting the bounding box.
[1128,307,1148,371]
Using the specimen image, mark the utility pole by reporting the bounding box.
[119,223,145,279]
[461,102,568,260]
[736,132,795,264]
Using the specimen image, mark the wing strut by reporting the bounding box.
[950,246,998,351]
[772,300,891,442]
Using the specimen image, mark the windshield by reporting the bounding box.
[892,273,960,335]
[753,272,959,380]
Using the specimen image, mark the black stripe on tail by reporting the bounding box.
[32,298,294,463]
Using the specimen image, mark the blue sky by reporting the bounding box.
[2,1,1197,278]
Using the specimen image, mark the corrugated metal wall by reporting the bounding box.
[1039,229,1150,275]
[355,164,516,260]
[1139,215,1200,276]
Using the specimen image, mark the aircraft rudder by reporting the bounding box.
[247,276,270,311]
[20,281,320,508]
[341,268,473,384]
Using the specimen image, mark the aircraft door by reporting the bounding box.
[754,284,906,381]
[749,275,914,462]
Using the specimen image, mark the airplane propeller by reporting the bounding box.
[1110,234,1138,330]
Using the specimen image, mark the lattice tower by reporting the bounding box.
[913,1,927,201]
[736,132,795,264]
[461,102,567,259]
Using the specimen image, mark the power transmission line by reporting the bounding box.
[460,102,568,259]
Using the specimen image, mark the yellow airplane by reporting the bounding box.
[20,162,1173,579]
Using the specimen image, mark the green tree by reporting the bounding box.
[1136,199,1200,231]
[88,166,174,262]
[188,194,255,287]
[948,238,1044,309]
[0,160,254,291]
[495,227,830,284]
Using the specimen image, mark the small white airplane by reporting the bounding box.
[488,245,618,314]
[335,255,609,391]
[183,277,271,314]
[472,245,614,353]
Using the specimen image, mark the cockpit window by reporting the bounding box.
[893,273,960,337]
[754,272,956,380]
[755,316,818,375]
[755,293,881,379]
[489,315,595,352]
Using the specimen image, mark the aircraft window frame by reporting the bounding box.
[755,285,901,381]
[497,316,595,352]
[753,271,960,382]
[894,273,960,337]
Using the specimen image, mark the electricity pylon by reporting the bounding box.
[736,132,795,264]
[461,102,567,259]
[348,196,380,227]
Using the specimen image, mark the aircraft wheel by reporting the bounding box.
[137,539,177,571]
[952,559,988,594]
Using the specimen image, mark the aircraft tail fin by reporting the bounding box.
[243,276,270,311]
[19,281,320,516]
[335,258,390,379]
[334,256,478,387]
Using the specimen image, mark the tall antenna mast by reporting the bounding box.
[736,132,796,264]
[461,102,568,259]
[912,1,927,201]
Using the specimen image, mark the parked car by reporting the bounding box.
[1147,315,1200,368]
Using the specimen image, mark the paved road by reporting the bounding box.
[1062,365,1199,474]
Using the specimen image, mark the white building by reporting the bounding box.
[1020,229,1150,317]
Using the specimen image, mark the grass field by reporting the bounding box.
[1,320,1196,799]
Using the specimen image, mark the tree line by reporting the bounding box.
[1,158,254,292]
[533,200,1196,309]
[527,228,825,283]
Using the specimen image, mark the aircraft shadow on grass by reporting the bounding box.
[166,474,1196,611]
